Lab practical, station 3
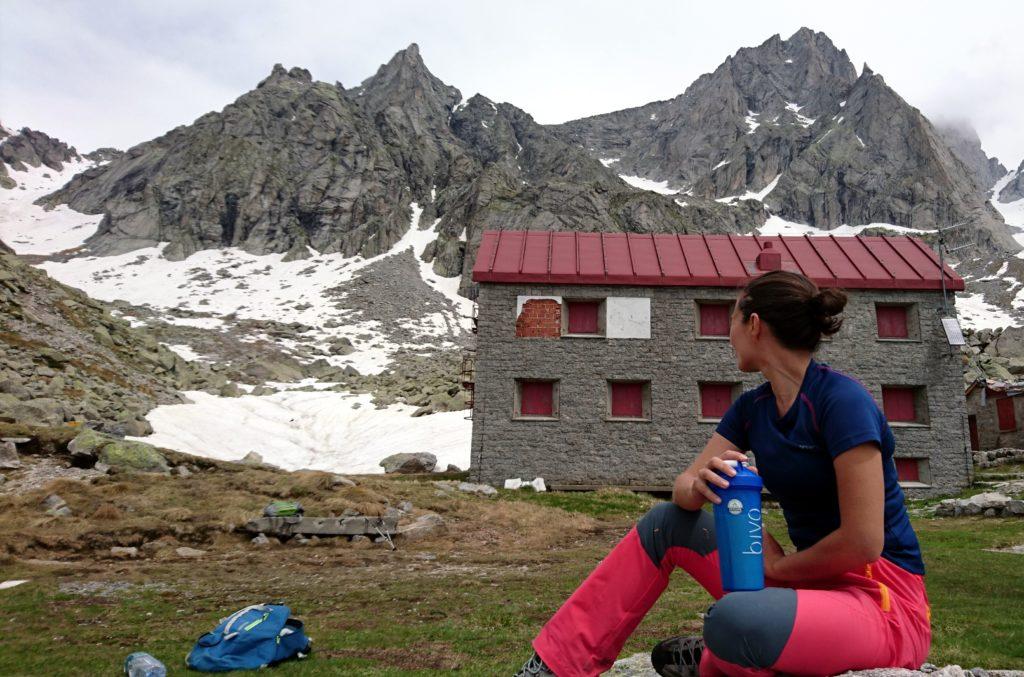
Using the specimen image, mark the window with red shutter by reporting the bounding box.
[882,386,918,422]
[997,396,1017,432]
[700,383,736,419]
[566,301,601,335]
[698,303,731,337]
[517,380,556,418]
[609,381,648,419]
[894,458,920,482]
[876,305,909,339]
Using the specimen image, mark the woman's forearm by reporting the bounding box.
[768,527,879,582]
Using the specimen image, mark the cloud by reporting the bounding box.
[1,0,1021,166]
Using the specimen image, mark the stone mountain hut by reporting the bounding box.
[466,230,970,497]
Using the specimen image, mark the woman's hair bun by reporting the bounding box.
[811,288,848,335]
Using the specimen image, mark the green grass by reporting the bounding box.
[1,491,1022,675]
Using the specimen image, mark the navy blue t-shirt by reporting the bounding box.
[715,359,925,575]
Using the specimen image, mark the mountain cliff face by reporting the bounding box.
[936,121,1007,190]
[41,46,754,278]
[1,125,82,189]
[554,28,1018,253]
[1000,160,1024,203]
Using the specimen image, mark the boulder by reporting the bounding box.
[68,428,113,465]
[397,513,446,541]
[0,440,20,469]
[456,481,498,497]
[966,492,1011,510]
[992,326,1024,358]
[379,452,437,474]
[175,547,207,558]
[98,439,170,474]
[1005,500,1024,516]
[240,451,264,466]
[110,546,139,558]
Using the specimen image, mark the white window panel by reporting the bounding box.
[606,297,651,339]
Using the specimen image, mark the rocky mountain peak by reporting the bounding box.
[257,63,313,89]
[936,119,1007,191]
[0,126,82,188]
[351,43,460,111]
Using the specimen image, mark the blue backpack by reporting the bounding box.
[186,604,311,672]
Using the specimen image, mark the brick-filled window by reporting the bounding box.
[514,379,559,419]
[882,386,927,424]
[894,458,920,482]
[997,396,1017,432]
[697,302,732,337]
[607,380,651,420]
[699,382,738,420]
[563,299,604,336]
[876,304,917,340]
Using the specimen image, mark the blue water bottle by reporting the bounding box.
[711,460,764,592]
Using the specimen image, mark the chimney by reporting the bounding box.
[755,241,782,271]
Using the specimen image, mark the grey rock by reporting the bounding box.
[350,534,370,543]
[1005,500,1024,515]
[330,474,356,488]
[98,439,169,474]
[397,512,446,541]
[110,546,139,558]
[0,126,81,173]
[0,440,20,469]
[42,494,67,511]
[967,492,1011,510]
[240,451,264,466]
[397,500,413,513]
[175,546,207,558]
[445,464,462,473]
[456,481,497,496]
[379,452,437,474]
[251,533,271,547]
[175,465,193,478]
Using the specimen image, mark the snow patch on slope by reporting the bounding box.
[716,175,780,205]
[618,174,678,195]
[130,390,471,474]
[990,171,1024,253]
[0,160,103,254]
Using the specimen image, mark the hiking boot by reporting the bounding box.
[650,635,704,677]
[514,651,556,676]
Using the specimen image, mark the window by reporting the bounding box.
[699,382,737,420]
[875,303,918,340]
[563,299,605,336]
[514,379,559,419]
[698,302,732,337]
[997,396,1017,432]
[894,458,920,482]
[607,380,651,420]
[882,386,927,425]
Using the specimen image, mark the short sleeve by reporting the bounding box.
[715,392,750,450]
[820,382,885,459]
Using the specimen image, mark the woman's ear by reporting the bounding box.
[748,312,761,340]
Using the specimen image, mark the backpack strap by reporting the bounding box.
[222,604,270,640]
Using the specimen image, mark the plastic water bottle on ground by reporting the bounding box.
[124,652,166,677]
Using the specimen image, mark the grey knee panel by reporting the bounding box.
[637,502,716,566]
[702,588,797,669]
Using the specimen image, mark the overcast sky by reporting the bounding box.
[2,0,1022,171]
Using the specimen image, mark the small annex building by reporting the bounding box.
[964,379,1024,451]
[467,230,970,497]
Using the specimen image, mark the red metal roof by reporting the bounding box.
[470,230,965,291]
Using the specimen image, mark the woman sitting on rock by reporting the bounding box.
[515,270,931,677]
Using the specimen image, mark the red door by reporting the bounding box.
[968,414,980,451]
[997,397,1017,432]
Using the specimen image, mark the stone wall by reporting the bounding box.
[470,284,970,497]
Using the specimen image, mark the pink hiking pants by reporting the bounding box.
[533,503,931,676]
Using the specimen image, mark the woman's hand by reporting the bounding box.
[680,449,751,507]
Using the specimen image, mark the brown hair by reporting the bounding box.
[736,270,847,351]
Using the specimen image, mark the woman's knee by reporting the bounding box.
[702,588,797,669]
[636,502,715,566]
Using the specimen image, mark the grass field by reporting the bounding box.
[1,478,1022,676]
